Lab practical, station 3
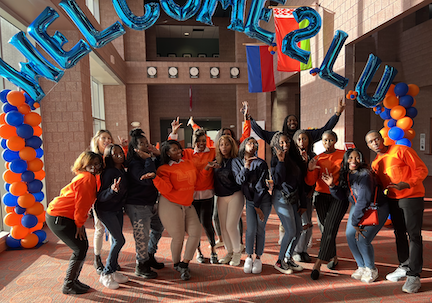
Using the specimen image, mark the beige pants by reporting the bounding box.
[158,196,201,264]
[217,191,244,254]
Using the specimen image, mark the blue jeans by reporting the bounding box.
[125,204,164,262]
[272,189,302,260]
[245,195,272,256]
[346,202,389,269]
[96,209,125,275]
[294,196,313,254]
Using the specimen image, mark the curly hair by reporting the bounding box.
[160,140,183,165]
[71,151,103,175]
[127,128,147,162]
[338,148,368,190]
[270,132,290,156]
[192,128,207,148]
[215,135,238,164]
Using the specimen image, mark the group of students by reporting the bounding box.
[45,98,428,295]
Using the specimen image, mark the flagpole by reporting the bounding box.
[269,4,335,14]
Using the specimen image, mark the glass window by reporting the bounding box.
[91,77,106,134]
[86,0,100,23]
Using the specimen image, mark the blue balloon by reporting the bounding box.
[388,126,404,141]
[282,7,321,64]
[2,103,18,113]
[355,54,398,108]
[0,89,11,103]
[6,235,21,248]
[316,30,349,89]
[379,108,391,120]
[10,159,28,174]
[5,111,24,127]
[406,107,418,118]
[160,0,201,21]
[396,138,412,147]
[112,0,160,31]
[33,191,45,202]
[196,0,246,32]
[16,124,34,139]
[33,230,47,243]
[23,93,37,110]
[60,0,125,48]
[244,0,276,45]
[27,179,43,193]
[22,214,38,228]
[399,95,413,108]
[15,205,26,215]
[9,31,64,83]
[1,138,8,149]
[5,182,10,192]
[0,59,46,103]
[35,148,44,158]
[3,193,18,207]
[394,82,408,97]
[25,136,42,149]
[387,119,397,127]
[2,149,20,162]
[21,170,35,182]
[27,7,91,69]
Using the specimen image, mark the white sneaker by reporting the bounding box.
[252,259,262,274]
[244,257,253,273]
[351,267,365,280]
[386,266,408,282]
[218,252,233,264]
[361,267,379,283]
[211,240,224,249]
[402,276,421,293]
[100,273,119,289]
[229,252,242,266]
[113,271,128,284]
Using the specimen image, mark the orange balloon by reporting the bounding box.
[7,91,26,107]
[5,206,14,213]
[36,211,46,223]
[383,95,399,109]
[384,119,391,128]
[33,126,42,136]
[27,158,43,172]
[29,222,43,233]
[386,84,396,96]
[21,233,39,248]
[390,106,406,120]
[34,169,46,180]
[19,147,37,161]
[4,212,23,226]
[10,224,30,239]
[10,181,27,196]
[379,127,389,138]
[383,137,395,146]
[34,103,40,109]
[18,104,31,115]
[18,193,36,208]
[405,128,416,140]
[25,201,44,216]
[396,117,413,130]
[407,84,420,97]
[5,162,9,170]
[3,169,22,183]
[24,112,42,126]
[0,124,17,139]
[0,113,6,124]
[7,136,25,151]
[412,98,416,107]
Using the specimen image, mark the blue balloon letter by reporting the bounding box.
[112,0,160,31]
[160,0,201,21]
[355,54,398,108]
[196,0,246,32]
[28,7,91,69]
[282,6,321,64]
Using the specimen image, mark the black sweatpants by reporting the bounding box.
[193,197,216,248]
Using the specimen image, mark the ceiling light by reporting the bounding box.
[184,32,190,36]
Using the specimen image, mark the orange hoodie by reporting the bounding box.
[305,150,345,194]
[153,160,211,206]
[47,171,98,227]
[371,144,428,199]
[182,148,215,192]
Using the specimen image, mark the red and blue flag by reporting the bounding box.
[246,45,276,93]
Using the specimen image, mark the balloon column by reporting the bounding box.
[0,89,46,249]
[373,83,419,147]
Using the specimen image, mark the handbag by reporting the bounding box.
[349,181,379,226]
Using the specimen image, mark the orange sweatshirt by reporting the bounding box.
[153,160,211,206]
[47,172,98,227]
[371,144,428,199]
[192,120,251,145]
[305,149,345,194]
[182,148,216,192]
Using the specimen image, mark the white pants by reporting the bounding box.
[217,191,244,254]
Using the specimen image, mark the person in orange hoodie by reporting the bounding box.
[147,140,213,281]
[46,151,103,295]
[365,130,428,294]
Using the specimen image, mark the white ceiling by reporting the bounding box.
[155,25,219,39]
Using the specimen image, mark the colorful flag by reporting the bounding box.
[246,45,276,93]
[273,8,312,72]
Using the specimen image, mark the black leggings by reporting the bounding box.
[193,197,216,248]
[46,214,88,261]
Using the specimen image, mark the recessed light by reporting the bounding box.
[184,32,190,36]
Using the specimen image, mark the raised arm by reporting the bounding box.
[239,101,251,143]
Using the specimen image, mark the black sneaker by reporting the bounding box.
[177,262,191,281]
[285,258,304,272]
[301,252,312,263]
[274,260,293,275]
[196,253,205,263]
[210,253,218,264]
[148,253,165,269]
[94,255,104,275]
[135,260,158,279]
